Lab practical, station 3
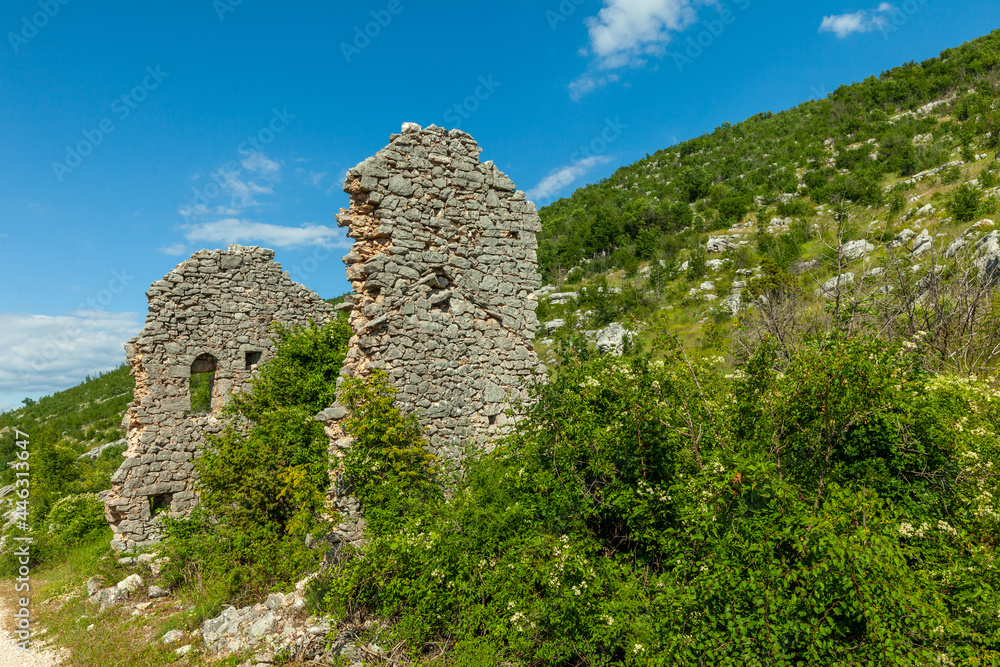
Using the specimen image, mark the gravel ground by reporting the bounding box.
[0,597,65,667]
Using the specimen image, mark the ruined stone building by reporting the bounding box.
[105,125,544,551]
[102,246,333,551]
[319,123,545,544]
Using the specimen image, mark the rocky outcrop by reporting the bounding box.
[102,245,333,552]
[596,323,635,355]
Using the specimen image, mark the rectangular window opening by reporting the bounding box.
[245,351,263,370]
[189,372,214,414]
[149,494,172,517]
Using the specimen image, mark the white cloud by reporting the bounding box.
[182,218,349,249]
[0,310,141,407]
[526,156,613,202]
[159,243,188,256]
[820,4,895,38]
[569,73,621,101]
[178,152,283,220]
[571,0,713,99]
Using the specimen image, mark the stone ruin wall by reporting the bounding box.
[102,126,544,552]
[101,245,333,551]
[319,124,545,545]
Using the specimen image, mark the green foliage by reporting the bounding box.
[160,317,351,604]
[315,334,1000,665]
[188,372,213,414]
[0,368,129,570]
[950,183,985,222]
[43,493,107,544]
[337,370,440,536]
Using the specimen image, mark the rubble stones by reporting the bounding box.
[102,245,334,552]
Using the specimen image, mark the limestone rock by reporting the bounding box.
[117,574,144,595]
[840,239,874,262]
[707,236,736,254]
[596,323,635,356]
[888,229,915,250]
[162,629,185,644]
[148,585,170,599]
[815,273,855,298]
[911,229,933,256]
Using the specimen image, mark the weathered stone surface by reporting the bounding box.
[117,574,145,594]
[596,323,635,356]
[840,239,875,262]
[322,125,544,548]
[911,229,933,256]
[162,629,185,644]
[888,228,915,250]
[815,273,856,298]
[104,245,334,551]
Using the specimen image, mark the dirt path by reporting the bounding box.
[0,595,65,667]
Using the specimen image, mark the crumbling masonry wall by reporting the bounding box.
[102,245,333,551]
[319,124,545,543]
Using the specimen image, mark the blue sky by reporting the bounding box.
[0,0,997,410]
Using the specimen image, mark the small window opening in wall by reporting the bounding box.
[188,353,216,415]
[149,494,172,517]
[245,351,263,370]
[488,414,498,426]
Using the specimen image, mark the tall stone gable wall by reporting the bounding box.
[320,124,544,541]
[102,245,333,551]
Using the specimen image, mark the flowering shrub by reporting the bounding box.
[316,335,1000,665]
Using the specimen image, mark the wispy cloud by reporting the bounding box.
[178,151,283,219]
[571,0,709,99]
[0,310,141,408]
[819,3,894,38]
[526,155,613,202]
[159,243,188,256]
[182,218,348,249]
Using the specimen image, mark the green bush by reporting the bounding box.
[314,335,1000,665]
[950,183,984,222]
[44,493,107,544]
[160,317,351,605]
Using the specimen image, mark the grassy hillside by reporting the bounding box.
[534,29,1000,369]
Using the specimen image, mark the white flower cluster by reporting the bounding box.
[637,479,670,503]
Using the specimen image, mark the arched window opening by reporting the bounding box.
[188,353,217,414]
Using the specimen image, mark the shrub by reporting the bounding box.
[314,334,1000,665]
[161,317,351,604]
[950,183,984,222]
